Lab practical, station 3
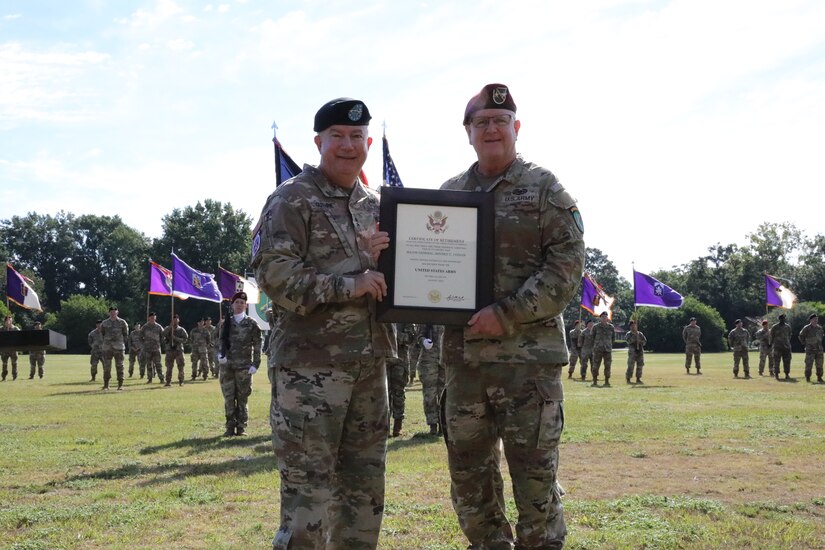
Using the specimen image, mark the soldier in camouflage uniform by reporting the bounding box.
[162,313,188,386]
[727,319,751,378]
[217,292,262,436]
[27,321,46,379]
[625,320,646,384]
[87,321,103,382]
[1,315,20,381]
[567,320,582,379]
[100,306,129,391]
[754,320,773,376]
[416,324,445,435]
[770,314,792,380]
[682,317,702,374]
[388,322,417,437]
[204,317,218,378]
[590,311,615,387]
[251,97,396,550]
[798,313,824,383]
[440,84,585,550]
[127,323,143,378]
[189,318,210,381]
[140,312,164,383]
[577,320,594,381]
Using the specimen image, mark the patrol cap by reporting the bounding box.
[689,317,697,322]
[629,320,636,325]
[108,306,118,311]
[599,311,608,318]
[172,313,180,319]
[735,319,742,324]
[201,316,211,322]
[778,314,786,321]
[810,313,818,320]
[313,98,371,132]
[231,291,248,303]
[463,83,517,125]
[148,311,157,318]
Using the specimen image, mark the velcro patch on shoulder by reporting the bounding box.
[569,206,584,234]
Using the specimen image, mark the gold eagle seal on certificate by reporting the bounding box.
[427,290,442,303]
[426,210,448,234]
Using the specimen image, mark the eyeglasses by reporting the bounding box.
[468,114,512,128]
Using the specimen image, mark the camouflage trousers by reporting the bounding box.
[165,350,185,384]
[190,349,209,379]
[386,356,409,420]
[443,361,566,549]
[772,348,791,376]
[29,352,45,378]
[219,365,253,429]
[567,348,581,375]
[626,349,644,380]
[89,350,102,378]
[143,350,164,381]
[685,344,701,370]
[418,359,445,426]
[803,349,824,379]
[207,346,217,376]
[128,349,144,377]
[591,349,612,381]
[2,352,18,379]
[578,351,592,380]
[270,358,388,550]
[732,349,750,376]
[758,347,774,375]
[102,349,125,385]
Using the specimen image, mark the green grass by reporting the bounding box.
[2,353,824,548]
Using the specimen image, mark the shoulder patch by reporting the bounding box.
[569,206,584,234]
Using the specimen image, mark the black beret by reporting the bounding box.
[231,291,248,303]
[314,98,371,132]
[779,314,786,320]
[463,83,517,125]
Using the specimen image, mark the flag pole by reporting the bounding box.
[170,250,175,322]
[217,262,223,322]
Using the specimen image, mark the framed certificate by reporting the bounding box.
[377,186,494,325]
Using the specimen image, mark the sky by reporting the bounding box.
[2,0,824,284]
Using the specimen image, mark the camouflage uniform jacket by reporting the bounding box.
[128,329,143,353]
[250,164,396,364]
[591,322,615,352]
[221,314,262,370]
[100,318,129,352]
[770,322,792,351]
[682,325,701,346]
[87,328,103,352]
[568,326,582,351]
[162,325,188,352]
[578,326,595,353]
[625,330,646,352]
[189,326,210,353]
[798,323,824,352]
[440,155,585,364]
[140,322,164,353]
[727,326,750,351]
[754,327,771,351]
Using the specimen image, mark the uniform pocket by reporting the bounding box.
[535,379,565,450]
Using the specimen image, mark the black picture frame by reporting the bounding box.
[377,186,494,325]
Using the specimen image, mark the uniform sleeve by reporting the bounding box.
[251,191,357,316]
[493,187,586,334]
[252,325,262,368]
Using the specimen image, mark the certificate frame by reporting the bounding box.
[377,186,494,325]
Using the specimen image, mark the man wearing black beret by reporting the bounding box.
[252,97,395,549]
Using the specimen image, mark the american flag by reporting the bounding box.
[382,135,404,187]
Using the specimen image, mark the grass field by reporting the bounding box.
[1,352,824,549]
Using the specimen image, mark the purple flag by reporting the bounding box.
[580,273,615,319]
[216,266,260,304]
[765,274,797,309]
[171,253,222,303]
[6,263,42,311]
[634,270,684,309]
[148,261,173,296]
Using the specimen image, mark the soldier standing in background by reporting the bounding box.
[251,97,395,549]
[625,320,646,384]
[728,319,751,378]
[162,313,188,387]
[440,83,585,549]
[27,321,46,379]
[189,318,210,381]
[798,313,824,383]
[770,314,792,380]
[204,317,218,378]
[567,320,582,379]
[683,317,702,374]
[127,322,143,378]
[754,320,773,376]
[217,291,262,436]
[578,319,595,381]
[388,322,417,437]
[416,323,445,436]
[140,312,164,383]
[590,311,615,387]
[87,320,103,382]
[1,315,20,381]
[100,306,129,391]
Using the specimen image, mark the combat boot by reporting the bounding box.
[626,376,631,384]
[429,423,439,436]
[590,379,598,387]
[223,427,234,437]
[806,375,811,383]
[236,427,246,436]
[392,418,403,438]
[636,377,643,384]
[697,369,702,375]
[818,377,824,384]
[102,383,109,391]
[604,378,611,387]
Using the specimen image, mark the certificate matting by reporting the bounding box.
[377,187,494,325]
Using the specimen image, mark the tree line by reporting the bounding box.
[3,209,824,355]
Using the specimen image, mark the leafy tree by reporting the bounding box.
[633,297,726,353]
[50,294,110,353]
[797,235,825,303]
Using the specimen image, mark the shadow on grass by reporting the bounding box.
[388,432,443,451]
[140,434,271,456]
[630,384,675,389]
